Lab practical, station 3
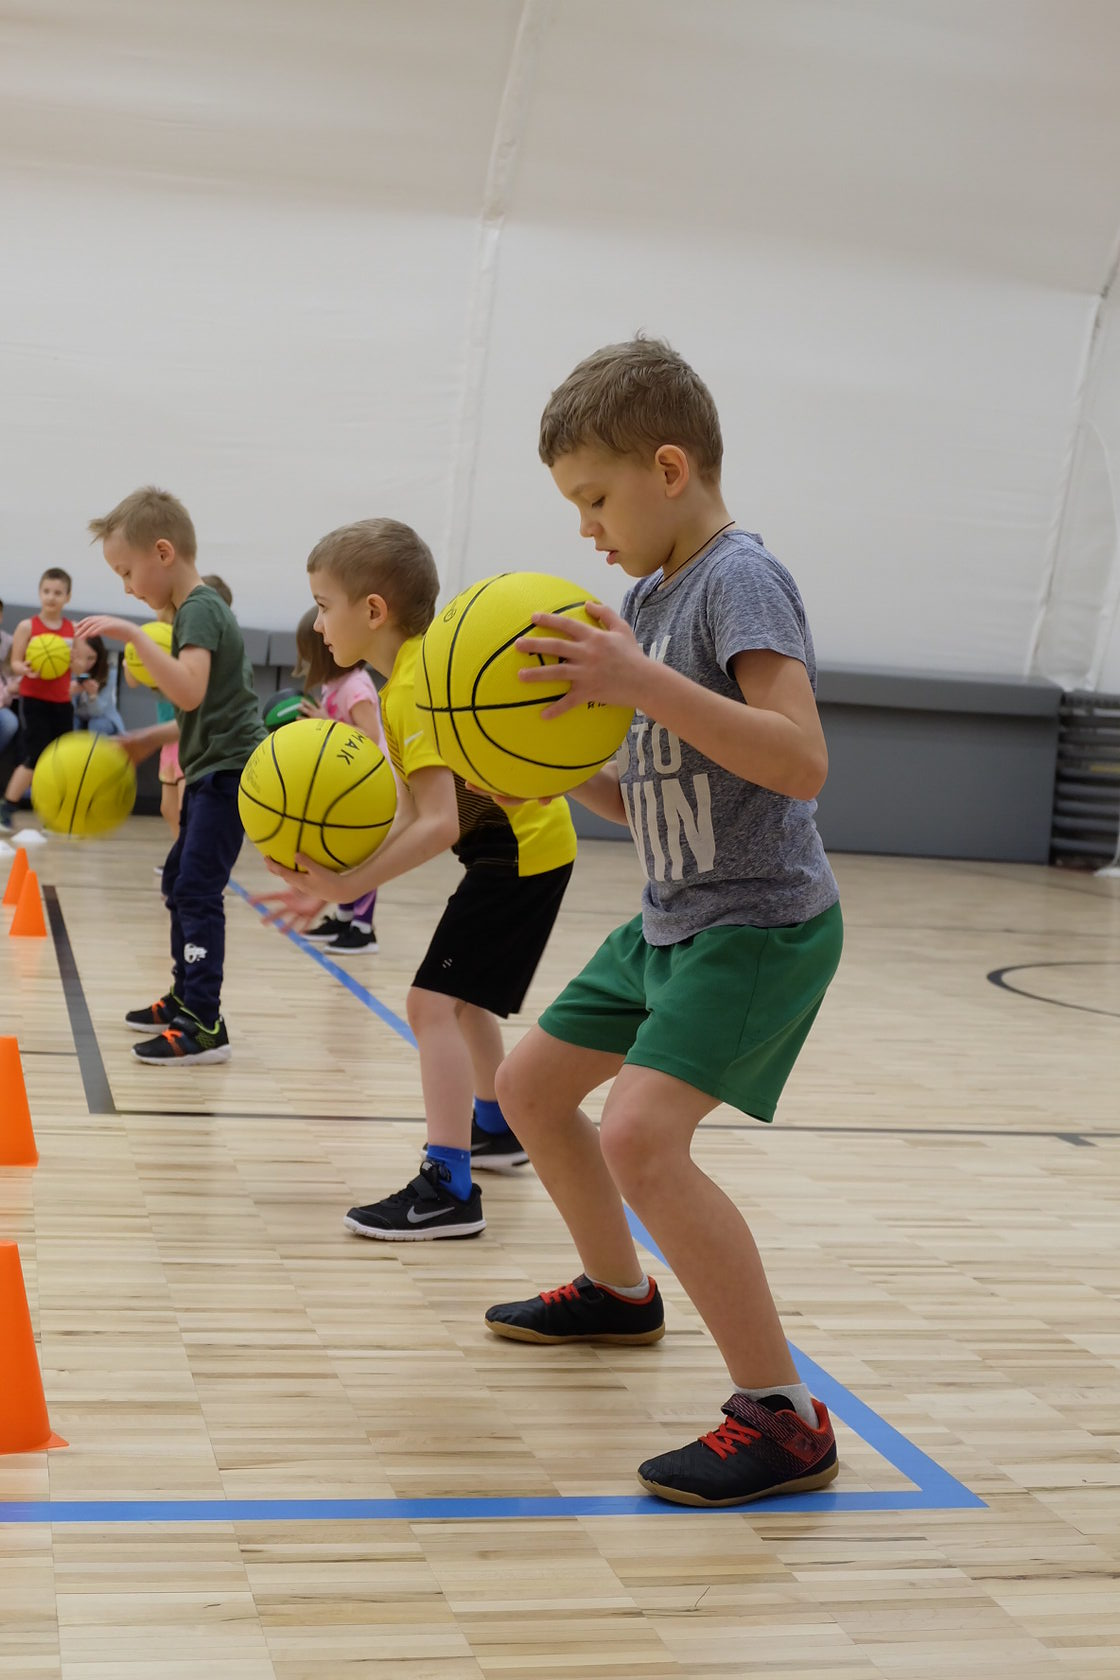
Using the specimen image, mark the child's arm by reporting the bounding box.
[348,697,382,745]
[8,619,33,678]
[565,760,628,824]
[469,761,628,825]
[113,721,179,765]
[519,603,828,803]
[260,763,460,929]
[72,616,210,712]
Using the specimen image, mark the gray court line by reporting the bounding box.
[109,1109,1110,1144]
[43,885,117,1115]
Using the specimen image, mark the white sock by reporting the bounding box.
[735,1381,817,1428]
[588,1272,650,1301]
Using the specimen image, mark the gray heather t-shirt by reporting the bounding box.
[618,529,838,943]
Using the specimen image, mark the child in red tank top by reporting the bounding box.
[0,568,76,834]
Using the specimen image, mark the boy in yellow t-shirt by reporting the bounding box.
[263,518,576,1240]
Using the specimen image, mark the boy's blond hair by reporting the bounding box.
[306,519,439,638]
[88,487,197,561]
[539,335,723,480]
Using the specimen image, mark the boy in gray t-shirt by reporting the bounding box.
[485,337,844,1507]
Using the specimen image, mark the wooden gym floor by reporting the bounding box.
[1,821,1118,1679]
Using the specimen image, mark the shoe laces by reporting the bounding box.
[698,1415,762,1460]
[540,1279,583,1306]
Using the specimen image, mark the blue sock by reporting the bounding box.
[473,1097,511,1137]
[425,1144,472,1200]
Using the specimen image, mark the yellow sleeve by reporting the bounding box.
[381,668,446,785]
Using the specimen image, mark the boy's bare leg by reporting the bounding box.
[454,1002,504,1103]
[406,986,473,1151]
[4,765,32,805]
[495,1025,642,1286]
[160,782,180,836]
[598,1063,800,1389]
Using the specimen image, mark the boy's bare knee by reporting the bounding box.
[600,1107,679,1199]
[495,1040,534,1117]
[406,986,456,1034]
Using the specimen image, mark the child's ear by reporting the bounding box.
[366,592,390,630]
[654,444,690,498]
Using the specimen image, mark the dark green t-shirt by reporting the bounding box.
[173,586,266,782]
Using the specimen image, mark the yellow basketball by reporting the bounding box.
[238,717,397,872]
[123,620,174,687]
[415,572,634,798]
[31,732,137,838]
[25,632,71,681]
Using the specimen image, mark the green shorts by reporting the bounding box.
[539,901,843,1123]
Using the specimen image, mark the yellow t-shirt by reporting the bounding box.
[380,635,577,878]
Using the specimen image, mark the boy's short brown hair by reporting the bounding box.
[88,487,197,561]
[306,519,439,638]
[539,335,723,480]
[40,567,72,592]
[202,573,233,606]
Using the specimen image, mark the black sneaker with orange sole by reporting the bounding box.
[637,1393,838,1507]
[132,1013,231,1066]
[485,1274,665,1345]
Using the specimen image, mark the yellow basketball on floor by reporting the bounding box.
[25,632,71,681]
[238,717,397,872]
[31,732,137,837]
[123,620,174,687]
[415,572,634,798]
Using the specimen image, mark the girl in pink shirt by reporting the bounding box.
[293,608,386,955]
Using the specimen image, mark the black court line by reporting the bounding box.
[987,960,1120,1020]
[110,1109,1113,1145]
[44,885,117,1115]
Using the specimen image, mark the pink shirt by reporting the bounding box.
[321,667,385,748]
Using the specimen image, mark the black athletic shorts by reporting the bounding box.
[412,860,574,1018]
[21,698,74,769]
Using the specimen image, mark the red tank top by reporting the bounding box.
[19,614,75,704]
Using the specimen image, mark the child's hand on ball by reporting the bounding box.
[73,614,138,645]
[515,601,646,718]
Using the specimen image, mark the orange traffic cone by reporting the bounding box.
[0,1242,66,1453]
[0,1038,38,1166]
[9,870,46,938]
[2,846,28,906]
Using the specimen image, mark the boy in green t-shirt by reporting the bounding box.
[76,486,265,1065]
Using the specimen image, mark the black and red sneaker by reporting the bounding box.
[124,991,182,1033]
[638,1393,838,1507]
[485,1274,665,1345]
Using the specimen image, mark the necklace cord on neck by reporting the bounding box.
[661,520,735,583]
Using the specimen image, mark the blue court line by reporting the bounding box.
[234,878,981,1517]
[228,879,416,1046]
[0,1486,974,1524]
[623,1210,983,1514]
[0,884,981,1528]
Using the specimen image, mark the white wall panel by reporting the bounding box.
[1,0,1119,684]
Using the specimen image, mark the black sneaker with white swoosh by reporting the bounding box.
[343,1158,485,1241]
